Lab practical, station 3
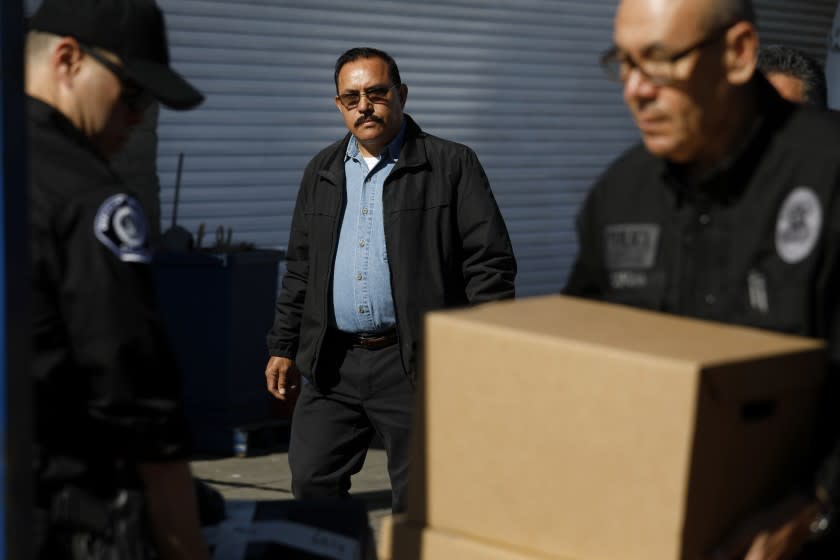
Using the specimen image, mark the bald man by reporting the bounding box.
[565,0,840,558]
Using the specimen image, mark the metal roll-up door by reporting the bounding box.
[148,0,835,296]
[156,0,634,297]
[757,0,836,62]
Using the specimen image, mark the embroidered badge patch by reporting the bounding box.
[775,187,822,264]
[93,194,151,263]
[604,223,660,270]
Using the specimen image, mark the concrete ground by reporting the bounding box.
[190,445,393,555]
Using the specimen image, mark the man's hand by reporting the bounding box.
[712,493,822,560]
[265,356,299,400]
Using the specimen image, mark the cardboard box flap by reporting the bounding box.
[434,295,824,368]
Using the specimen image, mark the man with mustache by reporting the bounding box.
[265,47,516,512]
[564,0,840,558]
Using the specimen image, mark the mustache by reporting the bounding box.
[355,115,384,127]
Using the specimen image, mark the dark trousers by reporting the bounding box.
[288,340,414,512]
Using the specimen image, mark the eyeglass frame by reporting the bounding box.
[79,45,154,113]
[599,23,735,87]
[336,84,401,110]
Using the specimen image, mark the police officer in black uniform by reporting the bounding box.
[564,0,840,558]
[26,0,208,558]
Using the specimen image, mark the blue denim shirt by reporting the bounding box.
[331,122,406,333]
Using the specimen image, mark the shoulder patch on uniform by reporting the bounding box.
[93,194,152,264]
[775,187,822,264]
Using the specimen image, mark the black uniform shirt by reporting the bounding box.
[564,77,840,505]
[28,96,188,499]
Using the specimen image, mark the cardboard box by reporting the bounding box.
[377,514,398,560]
[408,295,825,560]
[391,519,563,560]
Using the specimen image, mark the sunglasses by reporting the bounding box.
[336,85,399,110]
[80,45,154,113]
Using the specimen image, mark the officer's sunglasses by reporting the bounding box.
[80,45,155,113]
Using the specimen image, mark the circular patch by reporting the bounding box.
[775,187,822,264]
[93,194,152,263]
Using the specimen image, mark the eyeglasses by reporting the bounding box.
[80,45,154,113]
[600,24,733,86]
[336,85,399,110]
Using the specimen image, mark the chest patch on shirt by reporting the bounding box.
[94,194,152,264]
[775,187,822,264]
[604,223,660,270]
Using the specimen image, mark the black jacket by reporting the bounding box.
[29,97,189,501]
[564,77,840,509]
[267,115,516,383]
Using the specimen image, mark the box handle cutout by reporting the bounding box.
[741,399,777,422]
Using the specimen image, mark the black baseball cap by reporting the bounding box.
[29,0,203,110]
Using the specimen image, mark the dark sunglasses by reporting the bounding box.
[336,85,399,110]
[80,45,154,113]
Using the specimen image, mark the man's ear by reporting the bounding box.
[51,37,83,88]
[398,83,408,108]
[724,21,759,86]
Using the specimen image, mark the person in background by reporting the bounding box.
[564,0,840,557]
[265,47,516,513]
[758,44,827,107]
[26,0,208,557]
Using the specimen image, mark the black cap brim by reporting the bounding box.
[125,58,204,111]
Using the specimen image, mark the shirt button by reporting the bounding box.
[362,208,369,215]
[358,305,365,314]
[359,240,366,247]
[356,273,363,281]
[704,294,716,305]
[699,214,711,225]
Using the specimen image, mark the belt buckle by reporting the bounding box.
[357,333,382,347]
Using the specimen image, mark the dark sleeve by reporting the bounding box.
[266,166,312,358]
[57,191,188,463]
[563,182,605,298]
[456,148,516,303]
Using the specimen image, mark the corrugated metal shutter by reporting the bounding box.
[757,0,836,61]
[22,0,833,296]
[156,0,837,297]
[155,0,635,297]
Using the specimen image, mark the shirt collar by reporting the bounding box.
[345,118,407,163]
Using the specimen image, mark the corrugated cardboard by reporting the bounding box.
[408,295,825,560]
[377,514,398,560]
[391,519,567,560]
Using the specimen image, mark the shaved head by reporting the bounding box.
[700,0,755,32]
[616,0,754,39]
[613,0,760,168]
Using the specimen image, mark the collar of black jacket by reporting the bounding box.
[317,114,427,185]
[27,95,114,167]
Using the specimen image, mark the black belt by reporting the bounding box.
[334,329,398,350]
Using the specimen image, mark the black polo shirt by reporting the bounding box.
[28,96,188,501]
[564,77,840,506]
